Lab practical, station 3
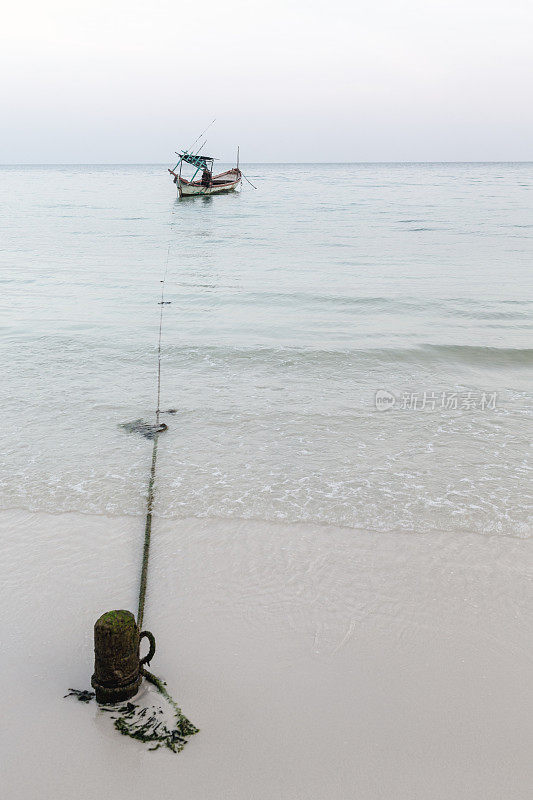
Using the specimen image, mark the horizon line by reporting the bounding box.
[1,160,533,167]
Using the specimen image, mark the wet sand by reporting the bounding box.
[1,509,531,799]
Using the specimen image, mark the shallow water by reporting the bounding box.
[0,163,531,535]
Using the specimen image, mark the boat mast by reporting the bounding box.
[186,118,216,154]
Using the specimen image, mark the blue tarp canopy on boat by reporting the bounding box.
[178,152,214,168]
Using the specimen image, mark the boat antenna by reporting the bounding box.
[186,118,216,153]
[194,139,207,156]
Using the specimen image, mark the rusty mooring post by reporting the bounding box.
[91,610,155,704]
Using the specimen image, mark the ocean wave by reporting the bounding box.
[154,342,533,368]
[4,335,533,369]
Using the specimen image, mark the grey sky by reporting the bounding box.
[2,0,532,162]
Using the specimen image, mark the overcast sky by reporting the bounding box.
[2,0,532,162]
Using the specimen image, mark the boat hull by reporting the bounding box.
[176,168,242,197]
[178,178,240,197]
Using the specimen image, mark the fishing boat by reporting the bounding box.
[168,150,242,198]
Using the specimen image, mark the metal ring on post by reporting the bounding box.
[139,630,156,666]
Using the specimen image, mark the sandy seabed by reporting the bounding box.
[1,509,531,800]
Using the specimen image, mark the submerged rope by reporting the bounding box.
[137,255,170,630]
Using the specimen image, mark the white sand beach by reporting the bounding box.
[2,509,531,799]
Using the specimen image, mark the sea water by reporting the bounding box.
[0,163,531,536]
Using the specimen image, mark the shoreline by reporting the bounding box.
[2,503,529,541]
[2,508,531,799]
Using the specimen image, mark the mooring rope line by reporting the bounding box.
[137,244,171,631]
[137,435,158,631]
[127,251,201,751]
[67,234,199,754]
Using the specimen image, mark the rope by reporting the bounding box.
[137,434,158,630]
[67,242,199,754]
[241,172,258,189]
[137,247,171,631]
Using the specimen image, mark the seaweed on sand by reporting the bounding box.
[65,673,198,753]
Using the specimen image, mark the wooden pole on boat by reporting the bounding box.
[186,118,216,153]
[193,139,207,157]
[237,146,240,170]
